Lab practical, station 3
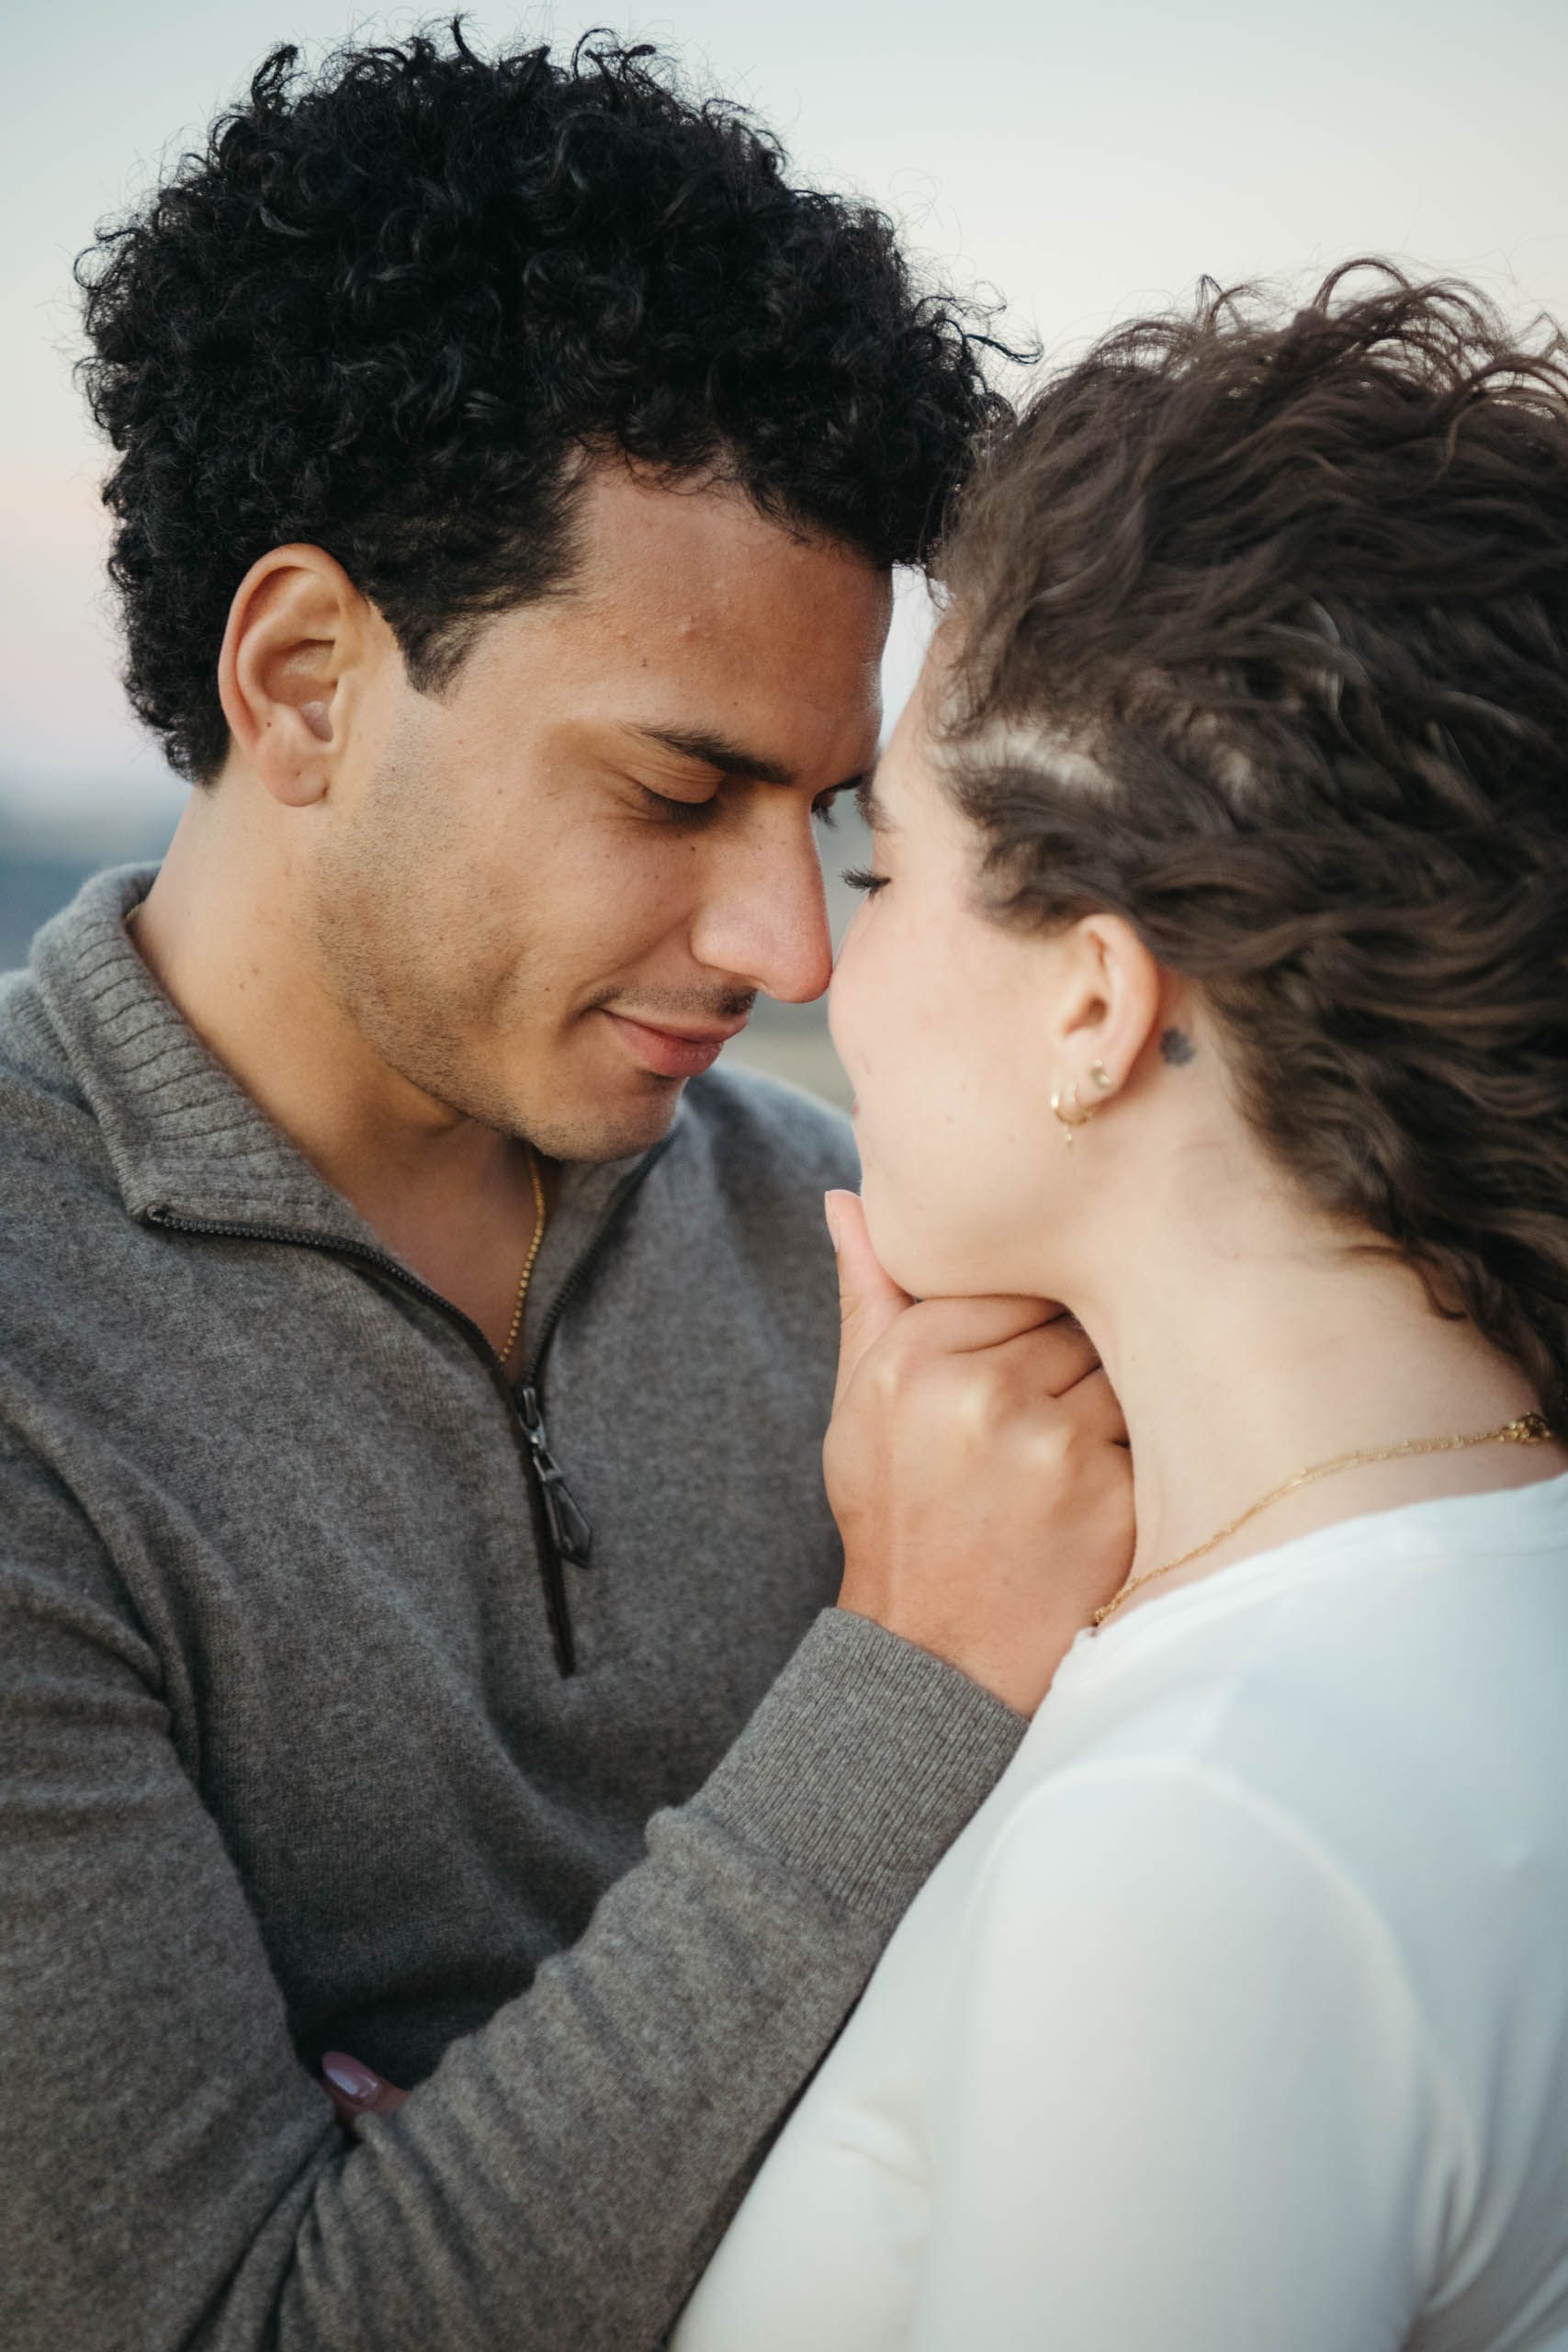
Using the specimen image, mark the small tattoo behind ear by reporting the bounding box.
[1160,1027,1196,1067]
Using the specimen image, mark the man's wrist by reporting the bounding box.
[683,1608,1026,1937]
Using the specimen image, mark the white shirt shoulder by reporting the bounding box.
[676,1480,1568,2352]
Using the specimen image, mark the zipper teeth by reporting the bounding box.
[142,1204,581,1673]
[143,1135,671,1395]
[143,1212,509,1389]
[141,1136,673,1679]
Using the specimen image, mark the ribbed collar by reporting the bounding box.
[28,865,669,1331]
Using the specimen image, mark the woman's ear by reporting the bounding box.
[1055,910,1163,1093]
[216,545,369,808]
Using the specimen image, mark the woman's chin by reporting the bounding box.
[861,1185,980,1304]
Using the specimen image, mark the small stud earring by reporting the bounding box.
[1089,1061,1114,1091]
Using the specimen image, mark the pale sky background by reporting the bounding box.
[5,0,1567,838]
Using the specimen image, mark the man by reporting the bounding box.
[1,32,1129,2350]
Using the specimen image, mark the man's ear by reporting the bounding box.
[216,545,373,808]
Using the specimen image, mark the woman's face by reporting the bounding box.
[829,662,1077,1300]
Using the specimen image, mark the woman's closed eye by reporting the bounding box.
[842,865,889,896]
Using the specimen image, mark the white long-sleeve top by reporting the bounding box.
[676,1475,1568,2351]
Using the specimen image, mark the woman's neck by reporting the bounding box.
[1060,1184,1561,1614]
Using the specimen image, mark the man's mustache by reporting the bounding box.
[594,986,759,1026]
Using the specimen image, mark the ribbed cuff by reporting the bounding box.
[687,1609,1027,1936]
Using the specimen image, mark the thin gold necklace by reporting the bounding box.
[500,1145,547,1371]
[1093,1410,1553,1628]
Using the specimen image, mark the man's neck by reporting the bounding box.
[129,793,540,1343]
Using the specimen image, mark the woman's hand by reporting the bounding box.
[825,1191,1134,1715]
[321,2051,408,2130]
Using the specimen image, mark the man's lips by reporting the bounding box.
[601,1009,750,1080]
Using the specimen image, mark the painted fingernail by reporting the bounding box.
[321,2051,381,2104]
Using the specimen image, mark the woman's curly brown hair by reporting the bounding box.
[938,263,1568,1424]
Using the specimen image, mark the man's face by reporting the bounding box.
[310,464,889,1160]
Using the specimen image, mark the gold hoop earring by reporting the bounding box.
[1051,1080,1096,1145]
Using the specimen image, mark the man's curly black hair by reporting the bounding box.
[74,23,1009,784]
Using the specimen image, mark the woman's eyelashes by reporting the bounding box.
[843,866,889,896]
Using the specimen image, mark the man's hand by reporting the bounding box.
[824,1190,1134,1716]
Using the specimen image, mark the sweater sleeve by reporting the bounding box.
[0,1437,1024,2352]
[908,1761,1456,2352]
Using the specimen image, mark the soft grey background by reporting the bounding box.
[6,0,1566,1098]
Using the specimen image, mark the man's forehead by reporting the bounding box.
[571,456,804,560]
[569,459,890,641]
[461,461,890,781]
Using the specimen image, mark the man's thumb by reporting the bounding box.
[825,1189,912,1401]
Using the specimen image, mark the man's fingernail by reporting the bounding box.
[321,2051,381,2103]
[823,1193,842,1254]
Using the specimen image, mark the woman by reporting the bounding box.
[674,271,1568,2348]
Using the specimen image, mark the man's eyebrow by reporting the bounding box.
[629,725,795,788]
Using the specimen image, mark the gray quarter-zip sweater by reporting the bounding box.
[0,867,1024,2352]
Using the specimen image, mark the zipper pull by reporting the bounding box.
[516,1384,593,1568]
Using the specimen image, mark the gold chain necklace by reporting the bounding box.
[1093,1410,1553,1629]
[500,1146,547,1370]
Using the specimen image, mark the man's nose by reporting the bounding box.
[688,827,835,1006]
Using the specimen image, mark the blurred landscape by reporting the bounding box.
[0,790,863,1112]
